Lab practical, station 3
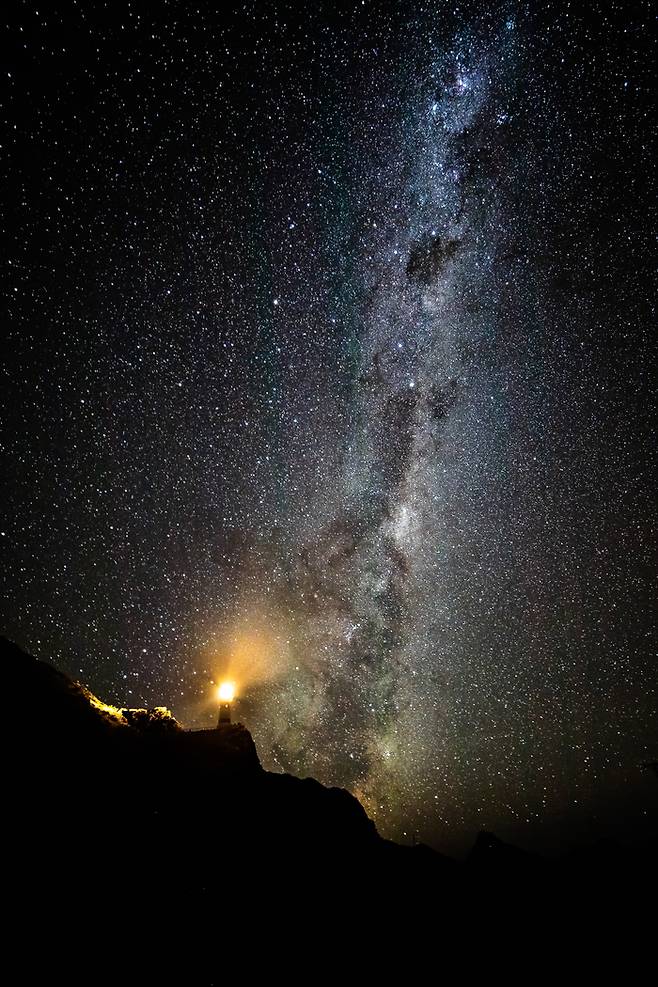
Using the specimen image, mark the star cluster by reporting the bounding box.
[2,1,655,852]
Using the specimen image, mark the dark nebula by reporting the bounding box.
[1,1,656,854]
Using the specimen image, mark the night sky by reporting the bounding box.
[2,1,656,854]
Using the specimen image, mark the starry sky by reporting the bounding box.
[2,0,656,854]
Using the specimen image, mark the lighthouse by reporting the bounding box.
[217,682,235,727]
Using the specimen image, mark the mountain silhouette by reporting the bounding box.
[3,636,656,973]
[2,637,457,885]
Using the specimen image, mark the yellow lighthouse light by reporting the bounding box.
[217,682,235,703]
[217,681,236,726]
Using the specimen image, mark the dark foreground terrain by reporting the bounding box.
[3,637,656,972]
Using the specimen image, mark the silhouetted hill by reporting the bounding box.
[3,636,656,970]
[2,638,455,885]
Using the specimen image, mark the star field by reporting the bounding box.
[1,0,656,853]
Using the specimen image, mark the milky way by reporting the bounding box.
[2,2,655,852]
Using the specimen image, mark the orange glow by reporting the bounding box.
[207,615,292,693]
[225,626,281,684]
[217,681,236,703]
